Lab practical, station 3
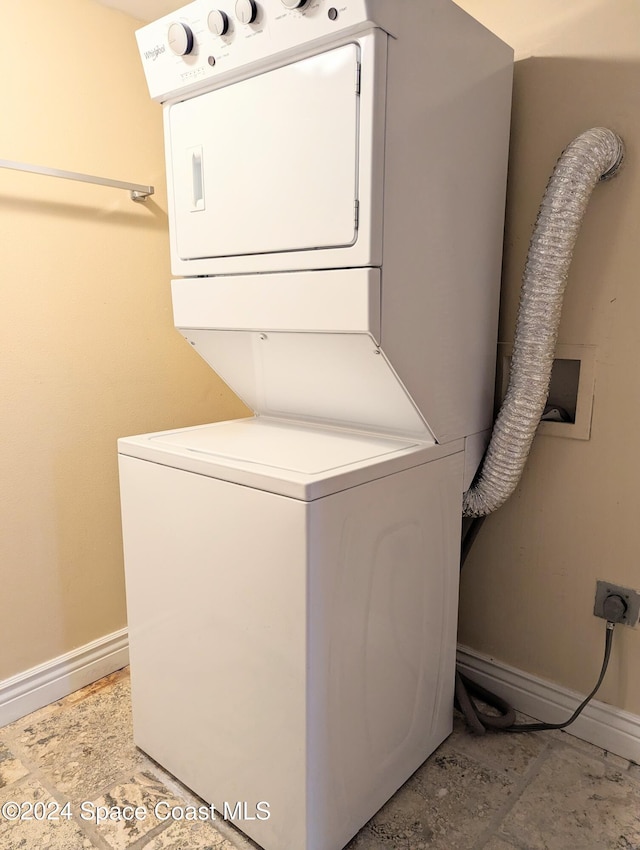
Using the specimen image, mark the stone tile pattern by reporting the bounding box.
[0,669,638,849]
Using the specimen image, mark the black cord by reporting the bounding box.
[504,621,615,733]
[455,670,516,733]
[456,620,615,735]
[456,517,617,735]
[460,516,487,567]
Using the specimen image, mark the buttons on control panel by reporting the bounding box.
[167,21,195,55]
[166,1,329,64]
[208,9,230,36]
[235,0,258,24]
[141,0,359,102]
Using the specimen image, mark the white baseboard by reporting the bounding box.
[457,645,640,763]
[3,634,637,762]
[0,629,129,728]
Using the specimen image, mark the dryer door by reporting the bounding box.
[167,42,360,262]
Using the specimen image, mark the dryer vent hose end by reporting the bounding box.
[463,127,624,518]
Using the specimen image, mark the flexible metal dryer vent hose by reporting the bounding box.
[463,127,624,518]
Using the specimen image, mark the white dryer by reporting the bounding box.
[120,2,513,849]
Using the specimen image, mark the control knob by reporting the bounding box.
[235,0,258,24]
[167,21,194,56]
[281,0,308,7]
[208,9,230,36]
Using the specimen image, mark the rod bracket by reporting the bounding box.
[130,189,153,202]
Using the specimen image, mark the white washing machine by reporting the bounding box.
[120,2,513,849]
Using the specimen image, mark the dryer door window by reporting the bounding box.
[167,43,360,260]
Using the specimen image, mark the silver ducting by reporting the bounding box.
[463,127,624,518]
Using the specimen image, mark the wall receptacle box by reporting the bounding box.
[594,580,640,627]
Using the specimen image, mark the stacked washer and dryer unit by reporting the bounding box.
[120,2,512,848]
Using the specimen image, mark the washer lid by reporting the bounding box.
[118,418,457,501]
[149,417,414,474]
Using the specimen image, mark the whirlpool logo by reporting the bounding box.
[144,44,166,61]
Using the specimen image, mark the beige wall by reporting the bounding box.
[455,0,640,714]
[0,0,247,681]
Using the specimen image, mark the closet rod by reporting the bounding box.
[0,158,154,202]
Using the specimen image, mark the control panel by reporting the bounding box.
[136,0,393,101]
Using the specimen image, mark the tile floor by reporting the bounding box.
[0,667,638,850]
